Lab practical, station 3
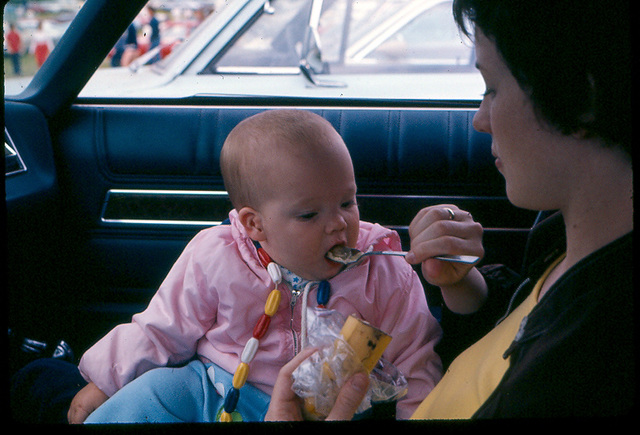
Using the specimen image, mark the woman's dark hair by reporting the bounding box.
[453,0,630,155]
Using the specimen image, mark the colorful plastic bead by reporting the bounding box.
[232,362,249,389]
[267,262,282,284]
[317,280,330,306]
[253,313,271,339]
[241,337,259,363]
[257,247,272,267]
[224,387,240,412]
[222,241,332,422]
[264,289,281,317]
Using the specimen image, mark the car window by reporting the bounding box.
[5,0,483,100]
[3,0,221,96]
[344,1,475,71]
[213,0,474,73]
[3,0,81,96]
[213,0,311,71]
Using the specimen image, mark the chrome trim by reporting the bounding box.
[99,189,533,231]
[72,103,480,112]
[106,188,228,196]
[214,66,300,75]
[101,218,224,226]
[5,128,27,177]
[101,189,230,227]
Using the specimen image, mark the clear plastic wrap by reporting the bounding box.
[291,308,408,420]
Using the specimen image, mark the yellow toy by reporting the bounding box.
[302,315,392,420]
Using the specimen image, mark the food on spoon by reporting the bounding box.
[326,245,363,264]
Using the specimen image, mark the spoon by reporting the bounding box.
[326,246,479,267]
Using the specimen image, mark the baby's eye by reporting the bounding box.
[341,199,357,208]
[297,212,318,221]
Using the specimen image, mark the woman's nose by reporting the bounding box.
[472,100,491,134]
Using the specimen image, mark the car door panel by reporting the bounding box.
[5,101,68,341]
[54,103,536,264]
[8,100,537,352]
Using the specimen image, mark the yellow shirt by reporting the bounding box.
[411,255,565,419]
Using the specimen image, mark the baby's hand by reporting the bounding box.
[67,382,108,424]
[406,205,484,287]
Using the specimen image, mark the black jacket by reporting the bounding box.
[436,212,634,418]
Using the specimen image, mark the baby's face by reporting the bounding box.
[256,144,359,281]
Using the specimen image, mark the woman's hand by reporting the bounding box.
[406,205,488,313]
[265,347,370,421]
[406,205,484,285]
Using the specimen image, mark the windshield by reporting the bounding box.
[212,0,311,71]
[212,0,475,74]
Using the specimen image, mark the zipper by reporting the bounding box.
[495,277,531,326]
[289,287,302,355]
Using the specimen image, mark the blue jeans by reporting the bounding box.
[85,360,271,423]
[10,53,22,75]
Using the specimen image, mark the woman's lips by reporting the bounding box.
[492,148,502,170]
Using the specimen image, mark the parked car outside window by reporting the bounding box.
[4,0,483,100]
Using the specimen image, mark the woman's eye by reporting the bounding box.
[482,88,495,97]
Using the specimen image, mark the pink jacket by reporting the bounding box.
[79,210,442,419]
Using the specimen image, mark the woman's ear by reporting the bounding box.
[237,207,266,241]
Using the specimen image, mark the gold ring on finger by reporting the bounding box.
[444,207,455,220]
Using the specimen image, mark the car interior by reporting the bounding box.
[6,0,539,383]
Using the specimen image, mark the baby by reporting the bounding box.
[70,109,442,422]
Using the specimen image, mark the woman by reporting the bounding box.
[266,0,632,420]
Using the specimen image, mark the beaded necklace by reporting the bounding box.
[218,241,330,422]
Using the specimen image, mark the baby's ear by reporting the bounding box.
[237,207,266,241]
